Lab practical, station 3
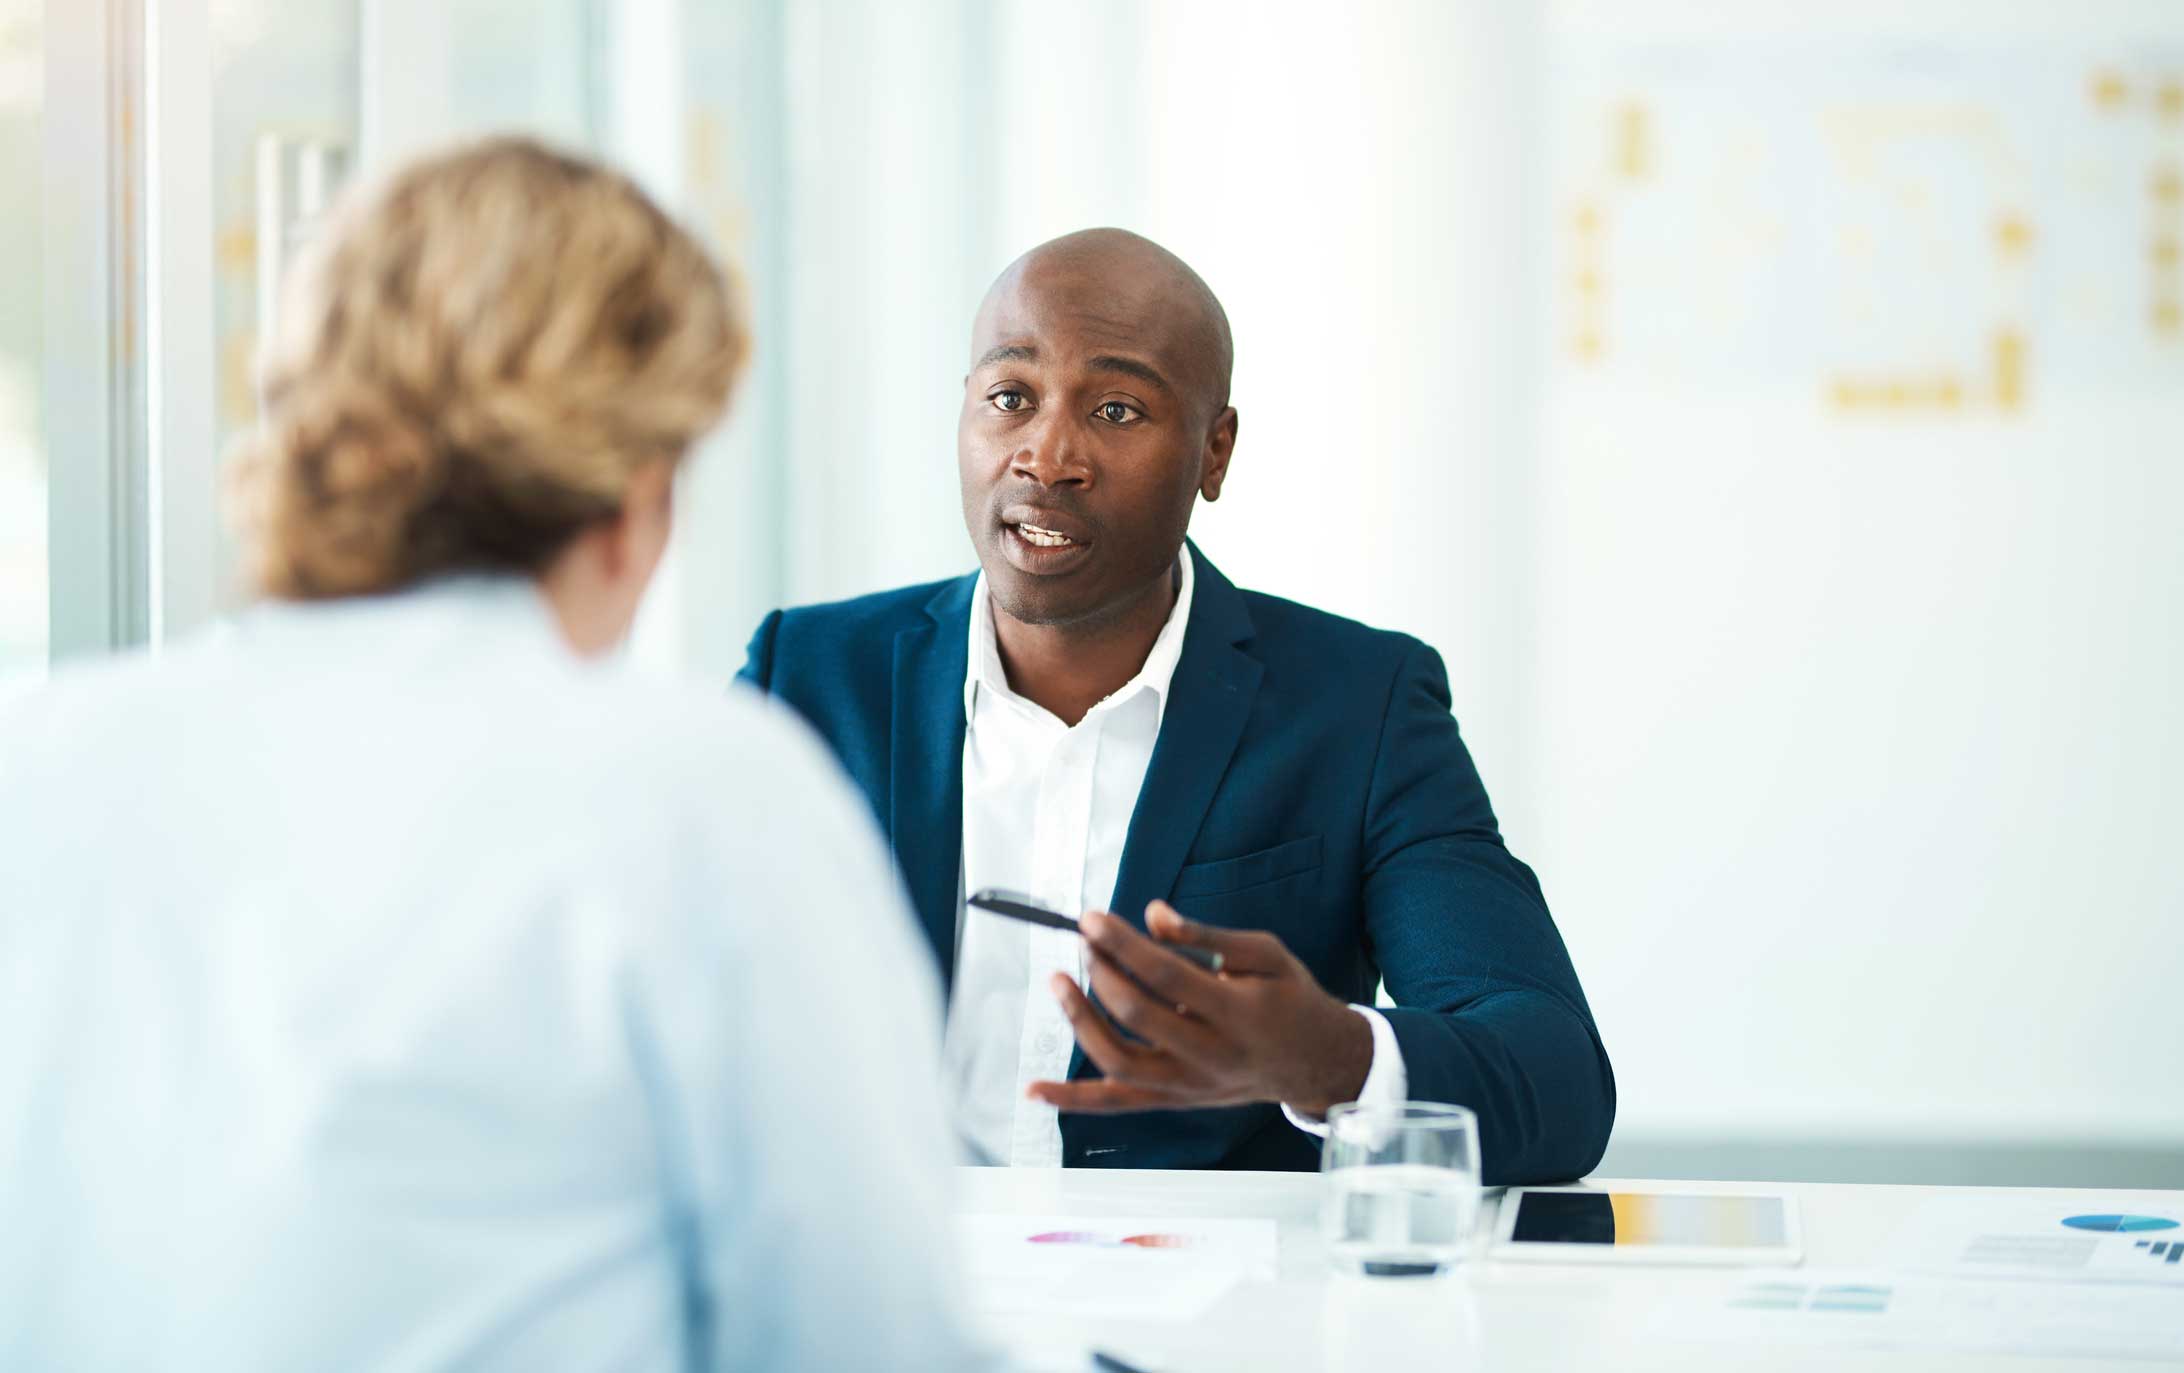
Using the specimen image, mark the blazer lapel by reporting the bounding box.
[890,576,975,993]
[1067,544,1263,1101]
[1107,542,1263,934]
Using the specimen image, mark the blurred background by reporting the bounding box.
[5,0,2179,1186]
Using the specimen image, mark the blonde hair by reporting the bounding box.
[229,135,746,599]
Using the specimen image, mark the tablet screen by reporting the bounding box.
[1508,1191,1790,1248]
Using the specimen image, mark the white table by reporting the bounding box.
[954,1167,2184,1371]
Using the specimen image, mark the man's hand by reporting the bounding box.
[1025,901,1373,1119]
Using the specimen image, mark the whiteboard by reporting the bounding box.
[1530,0,2184,1148]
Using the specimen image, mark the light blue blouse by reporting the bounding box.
[0,577,997,1371]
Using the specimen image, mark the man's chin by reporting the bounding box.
[984,577,1099,630]
[979,552,1112,625]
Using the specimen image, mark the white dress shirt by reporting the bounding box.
[0,577,996,1372]
[944,554,1407,1168]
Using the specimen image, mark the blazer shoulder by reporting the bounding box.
[1235,586,1425,679]
[771,575,969,649]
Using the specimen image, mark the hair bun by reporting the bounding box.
[229,135,746,600]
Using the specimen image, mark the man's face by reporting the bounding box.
[957,254,1232,629]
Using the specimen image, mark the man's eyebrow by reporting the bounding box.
[974,343,1038,369]
[1087,354,1173,395]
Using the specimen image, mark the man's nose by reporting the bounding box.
[1009,416,1091,489]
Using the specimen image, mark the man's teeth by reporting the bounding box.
[1017,524,1075,548]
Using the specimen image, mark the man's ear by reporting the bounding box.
[1200,406,1238,501]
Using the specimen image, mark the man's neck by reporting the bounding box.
[991,565,1179,728]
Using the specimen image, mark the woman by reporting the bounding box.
[0,137,994,1371]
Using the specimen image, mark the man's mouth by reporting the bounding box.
[997,510,1095,573]
[1014,522,1077,549]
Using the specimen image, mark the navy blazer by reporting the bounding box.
[738,543,1615,1182]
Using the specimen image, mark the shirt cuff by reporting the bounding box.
[1281,1004,1409,1137]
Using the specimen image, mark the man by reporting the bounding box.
[739,229,1614,1181]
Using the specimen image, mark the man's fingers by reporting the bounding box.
[1085,955,1231,1065]
[1080,910,1223,1003]
[1048,974,1140,1071]
[1049,974,1183,1089]
[1145,900,1294,975]
[1025,1078,1191,1115]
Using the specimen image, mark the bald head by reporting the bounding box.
[973,228,1233,417]
[957,227,1240,635]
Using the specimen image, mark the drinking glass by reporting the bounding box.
[1320,1101,1482,1277]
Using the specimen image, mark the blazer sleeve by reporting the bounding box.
[1360,639,1617,1184]
[736,609,784,692]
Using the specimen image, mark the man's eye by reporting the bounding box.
[1096,401,1141,425]
[991,390,1029,413]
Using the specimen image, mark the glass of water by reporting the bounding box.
[1321,1101,1481,1278]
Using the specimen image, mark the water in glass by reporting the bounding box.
[1321,1101,1481,1278]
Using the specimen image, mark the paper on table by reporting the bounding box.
[1883,1194,2184,1286]
[1655,1267,2184,1363]
[957,1214,1278,1323]
[994,1339,1125,1373]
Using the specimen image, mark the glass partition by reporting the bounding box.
[0,0,42,685]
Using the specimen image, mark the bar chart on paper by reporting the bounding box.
[1888,1197,2184,1285]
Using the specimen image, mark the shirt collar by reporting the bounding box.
[964,547,1197,726]
[237,572,571,660]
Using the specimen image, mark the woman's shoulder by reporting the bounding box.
[585,671,834,766]
[574,671,909,950]
[569,671,869,830]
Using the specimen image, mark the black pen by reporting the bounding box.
[967,889,1225,974]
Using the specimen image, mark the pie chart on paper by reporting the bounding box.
[2061,1214,2180,1233]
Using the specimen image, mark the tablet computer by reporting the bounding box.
[1489,1187,1802,1266]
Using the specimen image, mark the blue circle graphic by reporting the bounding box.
[2061,1214,2180,1233]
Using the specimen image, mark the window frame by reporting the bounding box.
[42,0,219,664]
[42,0,146,659]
